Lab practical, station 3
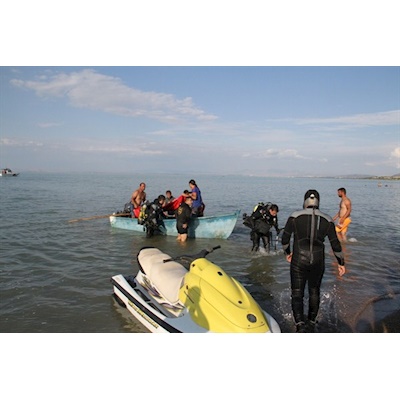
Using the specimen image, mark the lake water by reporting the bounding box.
[1,172,400,334]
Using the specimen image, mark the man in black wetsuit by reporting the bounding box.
[176,196,193,242]
[281,190,346,332]
[243,203,280,251]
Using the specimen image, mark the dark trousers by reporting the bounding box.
[250,231,272,251]
[290,263,325,324]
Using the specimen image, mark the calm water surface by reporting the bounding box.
[1,172,399,333]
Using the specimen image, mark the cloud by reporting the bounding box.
[391,147,400,158]
[11,69,217,124]
[242,148,312,160]
[0,137,43,147]
[390,147,400,168]
[37,122,63,128]
[295,110,400,127]
[0,136,167,157]
[72,143,165,156]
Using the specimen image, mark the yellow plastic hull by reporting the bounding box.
[179,258,270,332]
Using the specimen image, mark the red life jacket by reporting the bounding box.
[162,195,186,211]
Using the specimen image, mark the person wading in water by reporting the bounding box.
[333,187,352,242]
[281,190,346,333]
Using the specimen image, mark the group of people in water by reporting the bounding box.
[128,179,352,332]
[242,187,351,332]
[129,179,205,242]
[243,187,352,333]
[243,187,352,250]
[242,188,351,332]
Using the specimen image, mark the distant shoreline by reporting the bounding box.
[319,175,400,180]
[7,170,400,180]
[363,176,400,180]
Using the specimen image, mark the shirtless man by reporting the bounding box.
[130,182,146,218]
[333,187,352,241]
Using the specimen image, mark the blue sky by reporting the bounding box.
[1,66,398,176]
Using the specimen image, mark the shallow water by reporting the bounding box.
[1,172,399,333]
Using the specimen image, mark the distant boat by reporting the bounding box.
[109,210,240,239]
[0,168,19,177]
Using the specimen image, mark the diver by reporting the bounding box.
[243,202,280,252]
[138,195,166,238]
[281,190,346,332]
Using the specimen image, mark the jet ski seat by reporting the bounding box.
[138,248,187,305]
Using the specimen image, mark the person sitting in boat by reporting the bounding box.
[188,179,205,217]
[243,203,280,251]
[163,190,176,218]
[130,182,147,218]
[162,190,190,216]
[176,196,193,242]
[165,190,174,203]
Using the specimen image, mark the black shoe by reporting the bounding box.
[295,322,306,333]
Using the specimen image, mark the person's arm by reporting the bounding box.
[281,216,293,262]
[190,188,198,201]
[183,205,192,226]
[274,217,280,233]
[327,221,346,276]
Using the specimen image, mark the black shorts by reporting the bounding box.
[177,224,188,234]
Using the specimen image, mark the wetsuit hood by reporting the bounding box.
[303,189,320,208]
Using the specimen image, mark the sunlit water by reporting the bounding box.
[1,172,399,333]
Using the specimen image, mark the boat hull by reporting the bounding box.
[0,168,19,177]
[109,210,240,239]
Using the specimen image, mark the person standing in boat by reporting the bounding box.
[130,182,146,218]
[176,196,193,242]
[188,179,205,217]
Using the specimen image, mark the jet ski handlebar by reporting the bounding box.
[163,245,221,264]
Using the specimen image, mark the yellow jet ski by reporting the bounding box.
[111,246,281,333]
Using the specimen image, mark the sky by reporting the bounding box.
[1,66,399,177]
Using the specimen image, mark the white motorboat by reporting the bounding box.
[0,168,19,177]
